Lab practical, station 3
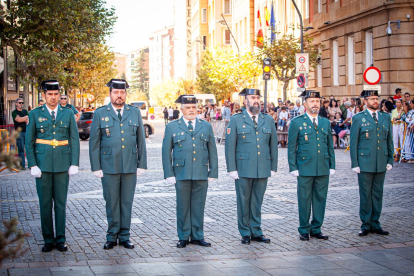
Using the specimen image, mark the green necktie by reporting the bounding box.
[51,110,55,122]
[117,109,122,121]
[252,116,257,128]
[372,112,378,125]
[188,120,193,132]
[313,118,317,128]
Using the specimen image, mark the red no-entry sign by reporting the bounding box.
[363,66,381,85]
[297,74,306,88]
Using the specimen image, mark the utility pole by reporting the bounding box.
[292,0,304,53]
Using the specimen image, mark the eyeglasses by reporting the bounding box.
[17,102,23,104]
[60,98,67,100]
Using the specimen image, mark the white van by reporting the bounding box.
[129,101,148,120]
[194,94,216,106]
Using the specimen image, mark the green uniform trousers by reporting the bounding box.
[297,175,329,235]
[175,180,208,241]
[102,173,137,242]
[235,177,267,237]
[358,171,386,230]
[36,172,69,244]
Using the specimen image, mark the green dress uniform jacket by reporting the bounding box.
[89,103,147,242]
[287,113,335,235]
[162,117,218,241]
[25,105,80,244]
[225,110,278,237]
[350,110,393,231]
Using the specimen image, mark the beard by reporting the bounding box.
[247,100,260,115]
[367,103,379,110]
[309,107,319,114]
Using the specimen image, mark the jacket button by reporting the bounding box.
[317,138,319,140]
[122,146,125,148]
[378,147,380,149]
[192,137,195,140]
[193,151,196,154]
[122,138,124,141]
[257,145,260,148]
[53,132,55,134]
[258,152,260,155]
[193,144,195,147]
[361,153,363,155]
[256,132,258,135]
[53,125,55,128]
[120,124,123,126]
[257,138,259,141]
[318,150,320,153]
[121,131,124,133]
[176,164,178,166]
[193,158,196,161]
[303,157,305,159]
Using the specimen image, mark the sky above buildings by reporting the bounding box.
[105,0,174,54]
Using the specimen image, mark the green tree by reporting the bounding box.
[196,49,262,101]
[150,80,182,108]
[0,0,116,109]
[256,29,322,100]
[130,50,149,99]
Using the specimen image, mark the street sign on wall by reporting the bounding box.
[296,53,309,74]
[363,66,381,85]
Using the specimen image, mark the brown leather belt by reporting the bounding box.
[36,139,69,146]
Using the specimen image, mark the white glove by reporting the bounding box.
[271,171,277,177]
[386,164,392,171]
[352,167,361,174]
[166,177,176,184]
[30,166,42,178]
[93,170,103,178]
[68,165,79,176]
[290,170,299,177]
[229,171,239,179]
[330,169,335,176]
[208,178,215,182]
[137,168,146,176]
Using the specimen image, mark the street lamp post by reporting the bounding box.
[291,0,304,53]
[217,14,240,57]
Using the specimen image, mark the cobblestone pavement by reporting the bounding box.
[0,121,413,273]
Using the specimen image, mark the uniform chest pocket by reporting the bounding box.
[200,135,208,150]
[59,123,69,129]
[361,127,373,140]
[100,120,114,129]
[173,135,186,151]
[100,120,114,136]
[382,125,389,140]
[321,129,328,142]
[36,122,50,138]
[237,128,251,143]
[129,121,138,135]
[299,130,311,143]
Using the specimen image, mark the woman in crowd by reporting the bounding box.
[215,107,222,120]
[391,98,406,161]
[328,99,341,121]
[277,104,289,147]
[319,100,329,118]
[402,101,414,163]
[232,103,240,115]
[332,112,346,148]
[384,101,395,114]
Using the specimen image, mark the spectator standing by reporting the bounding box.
[384,101,395,114]
[275,98,282,112]
[319,100,329,119]
[343,101,353,129]
[288,102,298,119]
[328,99,342,121]
[12,98,29,170]
[393,88,403,100]
[402,101,414,163]
[232,103,241,115]
[391,99,405,161]
[38,99,45,107]
[167,106,174,121]
[340,97,348,120]
[163,107,169,125]
[59,95,81,122]
[403,92,411,103]
[222,100,231,120]
[173,107,180,120]
[215,108,222,120]
[277,106,289,147]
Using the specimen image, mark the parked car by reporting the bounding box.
[77,111,154,140]
[129,101,148,120]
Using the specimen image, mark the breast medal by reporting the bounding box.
[106,128,110,137]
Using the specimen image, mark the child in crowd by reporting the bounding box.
[278,106,289,130]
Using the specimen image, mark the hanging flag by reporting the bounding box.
[257,9,264,47]
[265,5,270,27]
[270,2,276,43]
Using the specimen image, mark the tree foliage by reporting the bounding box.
[0,0,116,108]
[150,79,195,108]
[255,28,322,100]
[129,50,149,100]
[196,49,262,101]
[0,218,30,266]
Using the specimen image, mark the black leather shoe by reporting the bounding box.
[241,236,251,244]
[103,241,117,250]
[177,240,189,248]
[190,239,211,247]
[55,242,68,252]
[251,235,270,243]
[41,243,54,252]
[359,229,369,236]
[370,228,389,235]
[119,240,135,249]
[310,233,329,240]
[300,234,310,241]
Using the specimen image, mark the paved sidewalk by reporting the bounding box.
[2,246,414,275]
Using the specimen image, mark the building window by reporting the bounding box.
[224,0,231,14]
[365,31,373,69]
[333,39,339,86]
[244,17,247,44]
[348,36,355,85]
[317,49,322,87]
[202,8,207,23]
[318,0,322,13]
[131,54,134,58]
[202,36,207,50]
[305,0,309,19]
[224,29,231,45]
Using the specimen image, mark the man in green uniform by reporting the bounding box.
[350,90,393,237]
[225,88,278,245]
[287,90,335,241]
[162,95,218,248]
[59,94,80,122]
[89,79,147,250]
[25,80,80,252]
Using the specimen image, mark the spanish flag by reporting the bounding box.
[265,5,270,27]
[257,10,264,48]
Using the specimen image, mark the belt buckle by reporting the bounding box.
[51,139,59,147]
